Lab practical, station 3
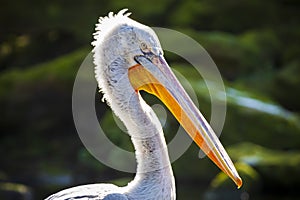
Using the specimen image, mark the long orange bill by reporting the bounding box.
[128,54,242,188]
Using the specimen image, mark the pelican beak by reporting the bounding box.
[128,54,242,188]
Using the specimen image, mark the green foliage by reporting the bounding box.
[270,61,300,111]
[209,162,261,198]
[228,143,300,189]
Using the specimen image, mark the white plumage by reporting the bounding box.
[45,9,241,200]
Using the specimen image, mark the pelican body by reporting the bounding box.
[45,9,242,200]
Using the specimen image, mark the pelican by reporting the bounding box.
[45,9,242,200]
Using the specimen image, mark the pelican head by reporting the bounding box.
[92,9,164,116]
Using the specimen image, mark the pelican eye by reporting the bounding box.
[140,42,148,51]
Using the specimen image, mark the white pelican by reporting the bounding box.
[45,9,242,200]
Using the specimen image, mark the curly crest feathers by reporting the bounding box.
[92,9,132,46]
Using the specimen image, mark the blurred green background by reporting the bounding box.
[1,0,300,199]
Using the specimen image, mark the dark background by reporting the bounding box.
[1,0,300,199]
